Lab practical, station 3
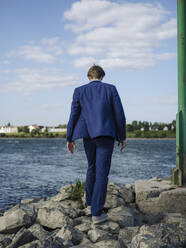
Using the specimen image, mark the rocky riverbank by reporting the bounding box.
[1,178,186,248]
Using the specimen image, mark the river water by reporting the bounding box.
[0,138,176,211]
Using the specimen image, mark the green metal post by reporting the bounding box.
[172,0,186,186]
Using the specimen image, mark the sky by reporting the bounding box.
[0,0,177,127]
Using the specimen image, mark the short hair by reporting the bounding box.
[87,65,105,79]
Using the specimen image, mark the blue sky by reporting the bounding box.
[0,0,177,126]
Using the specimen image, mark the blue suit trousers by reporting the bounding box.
[83,136,115,216]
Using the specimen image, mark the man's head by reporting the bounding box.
[87,65,105,81]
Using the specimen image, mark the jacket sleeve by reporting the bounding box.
[111,86,126,141]
[67,88,81,142]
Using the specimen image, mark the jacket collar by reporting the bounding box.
[89,80,102,83]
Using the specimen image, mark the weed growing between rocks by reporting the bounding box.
[64,179,86,208]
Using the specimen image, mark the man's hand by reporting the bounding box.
[118,140,126,151]
[67,141,76,154]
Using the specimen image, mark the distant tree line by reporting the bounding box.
[127,120,176,132]
[126,120,176,138]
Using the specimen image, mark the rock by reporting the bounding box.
[92,221,120,234]
[118,226,139,246]
[130,233,167,248]
[108,206,134,228]
[28,223,52,241]
[105,194,126,209]
[73,236,94,248]
[0,210,4,217]
[60,184,75,195]
[0,207,36,234]
[138,223,186,247]
[88,227,111,243]
[6,227,37,248]
[118,187,135,204]
[59,199,84,210]
[39,200,78,218]
[179,220,186,231]
[74,222,92,233]
[125,183,135,192]
[141,213,164,225]
[37,207,73,229]
[55,224,84,246]
[55,225,84,245]
[20,198,43,205]
[107,182,122,192]
[129,207,143,226]
[73,216,92,227]
[134,178,186,215]
[0,233,14,242]
[0,236,12,247]
[49,192,69,202]
[18,238,64,248]
[95,239,122,248]
[18,240,42,248]
[161,212,185,224]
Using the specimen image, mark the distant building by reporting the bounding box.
[0,126,18,133]
[140,127,144,131]
[163,126,168,131]
[41,127,67,133]
[28,125,40,133]
[48,127,67,133]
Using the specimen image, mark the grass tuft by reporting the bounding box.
[64,179,86,208]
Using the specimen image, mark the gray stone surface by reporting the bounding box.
[108,206,134,228]
[92,221,120,234]
[95,239,122,248]
[88,227,111,243]
[6,227,37,248]
[18,239,64,248]
[135,178,186,215]
[162,212,185,224]
[118,226,139,246]
[74,222,92,233]
[3,179,186,248]
[28,223,51,241]
[55,224,84,246]
[0,207,35,234]
[132,223,186,248]
[37,207,73,229]
[105,194,126,209]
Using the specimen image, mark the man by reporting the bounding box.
[66,65,126,224]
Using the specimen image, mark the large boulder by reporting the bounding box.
[37,207,73,229]
[0,205,36,234]
[134,178,186,215]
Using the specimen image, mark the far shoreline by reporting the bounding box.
[0,136,176,140]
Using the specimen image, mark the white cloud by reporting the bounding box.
[6,37,63,63]
[0,68,79,94]
[74,56,96,67]
[64,0,177,69]
[40,37,60,46]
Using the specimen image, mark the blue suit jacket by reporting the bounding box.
[66,80,126,142]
